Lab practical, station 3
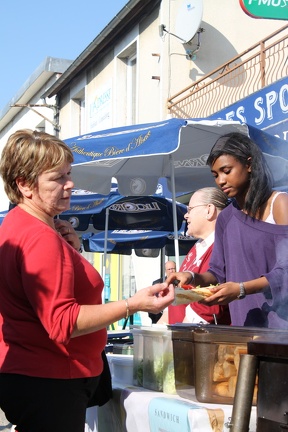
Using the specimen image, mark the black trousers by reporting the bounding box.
[0,373,100,432]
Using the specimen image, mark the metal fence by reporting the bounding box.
[168,24,288,119]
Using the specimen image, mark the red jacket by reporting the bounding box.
[168,243,231,324]
[0,206,107,379]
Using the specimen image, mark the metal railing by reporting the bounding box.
[167,24,288,119]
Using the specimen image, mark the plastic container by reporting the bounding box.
[108,354,134,385]
[131,325,176,394]
[142,326,176,394]
[162,330,177,394]
[193,325,285,405]
[130,326,145,386]
[168,323,205,399]
[106,353,114,377]
[113,343,134,355]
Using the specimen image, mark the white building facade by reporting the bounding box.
[45,0,287,139]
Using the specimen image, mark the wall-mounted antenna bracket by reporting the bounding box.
[185,27,204,60]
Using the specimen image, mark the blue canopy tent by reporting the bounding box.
[59,189,120,231]
[82,229,196,256]
[64,118,288,266]
[60,191,187,233]
[60,190,188,280]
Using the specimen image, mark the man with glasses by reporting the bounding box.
[160,187,231,325]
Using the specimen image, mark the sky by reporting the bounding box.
[0,0,128,112]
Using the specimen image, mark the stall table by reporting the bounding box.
[94,383,257,431]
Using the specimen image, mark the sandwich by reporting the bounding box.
[174,286,214,305]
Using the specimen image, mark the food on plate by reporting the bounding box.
[193,287,215,298]
[174,286,215,305]
[181,284,195,290]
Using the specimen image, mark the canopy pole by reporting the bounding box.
[161,247,165,280]
[169,154,180,270]
[103,207,109,288]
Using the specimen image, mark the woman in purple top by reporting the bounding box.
[167,132,288,328]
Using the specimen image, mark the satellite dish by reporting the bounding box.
[175,0,203,44]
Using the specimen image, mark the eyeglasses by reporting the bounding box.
[186,204,207,214]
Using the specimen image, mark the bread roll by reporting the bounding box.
[223,360,237,378]
[213,381,230,397]
[234,346,247,371]
[228,375,237,397]
[218,344,236,363]
[213,361,225,382]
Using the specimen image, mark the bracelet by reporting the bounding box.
[124,298,130,320]
[187,271,195,285]
[237,282,246,300]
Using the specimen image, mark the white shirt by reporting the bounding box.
[194,231,215,266]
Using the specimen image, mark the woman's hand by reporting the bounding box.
[73,282,175,336]
[203,277,270,305]
[201,282,245,305]
[54,219,81,251]
[166,271,217,288]
[128,282,175,315]
[165,271,194,287]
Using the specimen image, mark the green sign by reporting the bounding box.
[240,0,288,20]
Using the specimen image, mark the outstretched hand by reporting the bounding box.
[165,273,242,306]
[165,271,193,287]
[129,282,175,315]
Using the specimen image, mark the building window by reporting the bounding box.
[79,99,85,134]
[127,54,137,124]
[116,40,138,125]
[71,89,85,136]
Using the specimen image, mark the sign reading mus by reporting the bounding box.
[239,0,288,20]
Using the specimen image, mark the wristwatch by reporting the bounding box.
[237,282,246,299]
